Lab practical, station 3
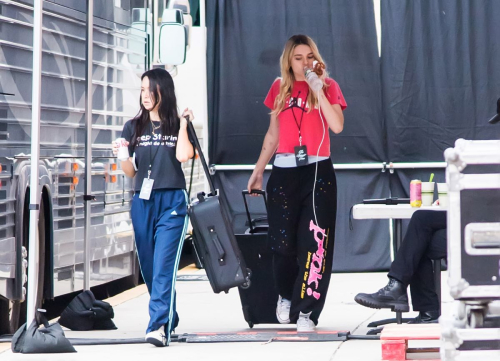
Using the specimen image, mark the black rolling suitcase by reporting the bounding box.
[236,190,280,327]
[186,121,251,294]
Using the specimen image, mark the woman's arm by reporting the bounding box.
[318,90,344,134]
[121,159,136,178]
[176,109,195,163]
[247,112,280,192]
[112,138,136,178]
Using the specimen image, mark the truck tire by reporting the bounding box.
[0,200,46,335]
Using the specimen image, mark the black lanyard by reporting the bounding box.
[290,89,309,146]
[148,122,161,179]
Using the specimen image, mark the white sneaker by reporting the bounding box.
[145,330,167,347]
[276,295,291,324]
[297,311,316,332]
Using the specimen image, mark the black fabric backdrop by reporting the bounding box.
[206,0,385,164]
[205,0,500,272]
[381,0,500,202]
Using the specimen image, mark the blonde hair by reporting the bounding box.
[272,34,329,115]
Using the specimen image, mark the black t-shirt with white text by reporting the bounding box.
[121,119,192,192]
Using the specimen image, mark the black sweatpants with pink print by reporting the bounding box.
[266,159,337,325]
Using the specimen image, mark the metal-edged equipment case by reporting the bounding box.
[441,139,500,361]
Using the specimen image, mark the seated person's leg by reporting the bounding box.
[389,210,446,285]
[407,227,447,323]
[408,257,440,323]
[354,210,446,312]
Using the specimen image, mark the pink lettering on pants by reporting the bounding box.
[306,220,327,300]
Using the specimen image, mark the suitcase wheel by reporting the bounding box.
[240,278,251,290]
[239,268,252,289]
[247,321,254,328]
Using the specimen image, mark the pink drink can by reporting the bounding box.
[410,179,422,208]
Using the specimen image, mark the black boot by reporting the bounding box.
[407,310,439,324]
[354,278,409,312]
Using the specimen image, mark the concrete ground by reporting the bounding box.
[0,270,449,361]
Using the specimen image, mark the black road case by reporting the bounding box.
[236,190,280,327]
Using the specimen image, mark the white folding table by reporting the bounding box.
[352,203,446,333]
[352,204,445,258]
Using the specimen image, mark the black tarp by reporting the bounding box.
[206,0,500,272]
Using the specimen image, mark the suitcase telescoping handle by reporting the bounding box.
[186,117,217,196]
[242,189,267,233]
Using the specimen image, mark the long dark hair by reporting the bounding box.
[131,68,180,147]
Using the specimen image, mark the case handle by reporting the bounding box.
[242,189,267,233]
[208,226,226,265]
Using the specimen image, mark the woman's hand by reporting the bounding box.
[112,138,129,156]
[181,108,195,128]
[247,171,264,196]
[313,61,326,78]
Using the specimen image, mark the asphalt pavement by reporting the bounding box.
[0,269,448,361]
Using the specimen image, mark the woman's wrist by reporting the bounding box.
[253,164,266,174]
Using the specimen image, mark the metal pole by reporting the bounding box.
[213,162,447,171]
[200,0,210,194]
[152,0,159,64]
[26,0,43,325]
[83,0,94,290]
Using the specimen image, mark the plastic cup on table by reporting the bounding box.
[421,182,435,206]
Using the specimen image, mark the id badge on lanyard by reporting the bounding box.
[139,169,154,200]
[294,137,308,166]
[295,144,308,166]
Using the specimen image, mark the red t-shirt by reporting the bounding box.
[264,78,347,157]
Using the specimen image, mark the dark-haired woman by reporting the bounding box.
[112,68,194,347]
[247,35,346,332]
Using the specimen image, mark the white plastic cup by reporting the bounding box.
[116,138,130,161]
[421,182,435,206]
[437,183,448,208]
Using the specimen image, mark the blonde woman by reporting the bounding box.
[247,34,346,332]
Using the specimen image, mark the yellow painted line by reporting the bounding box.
[177,263,199,275]
[104,284,148,308]
[0,343,10,353]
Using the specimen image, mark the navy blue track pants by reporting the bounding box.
[130,189,188,340]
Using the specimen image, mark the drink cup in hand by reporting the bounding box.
[305,68,323,92]
[116,138,129,161]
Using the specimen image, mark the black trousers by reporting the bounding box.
[388,210,447,312]
[266,160,337,325]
